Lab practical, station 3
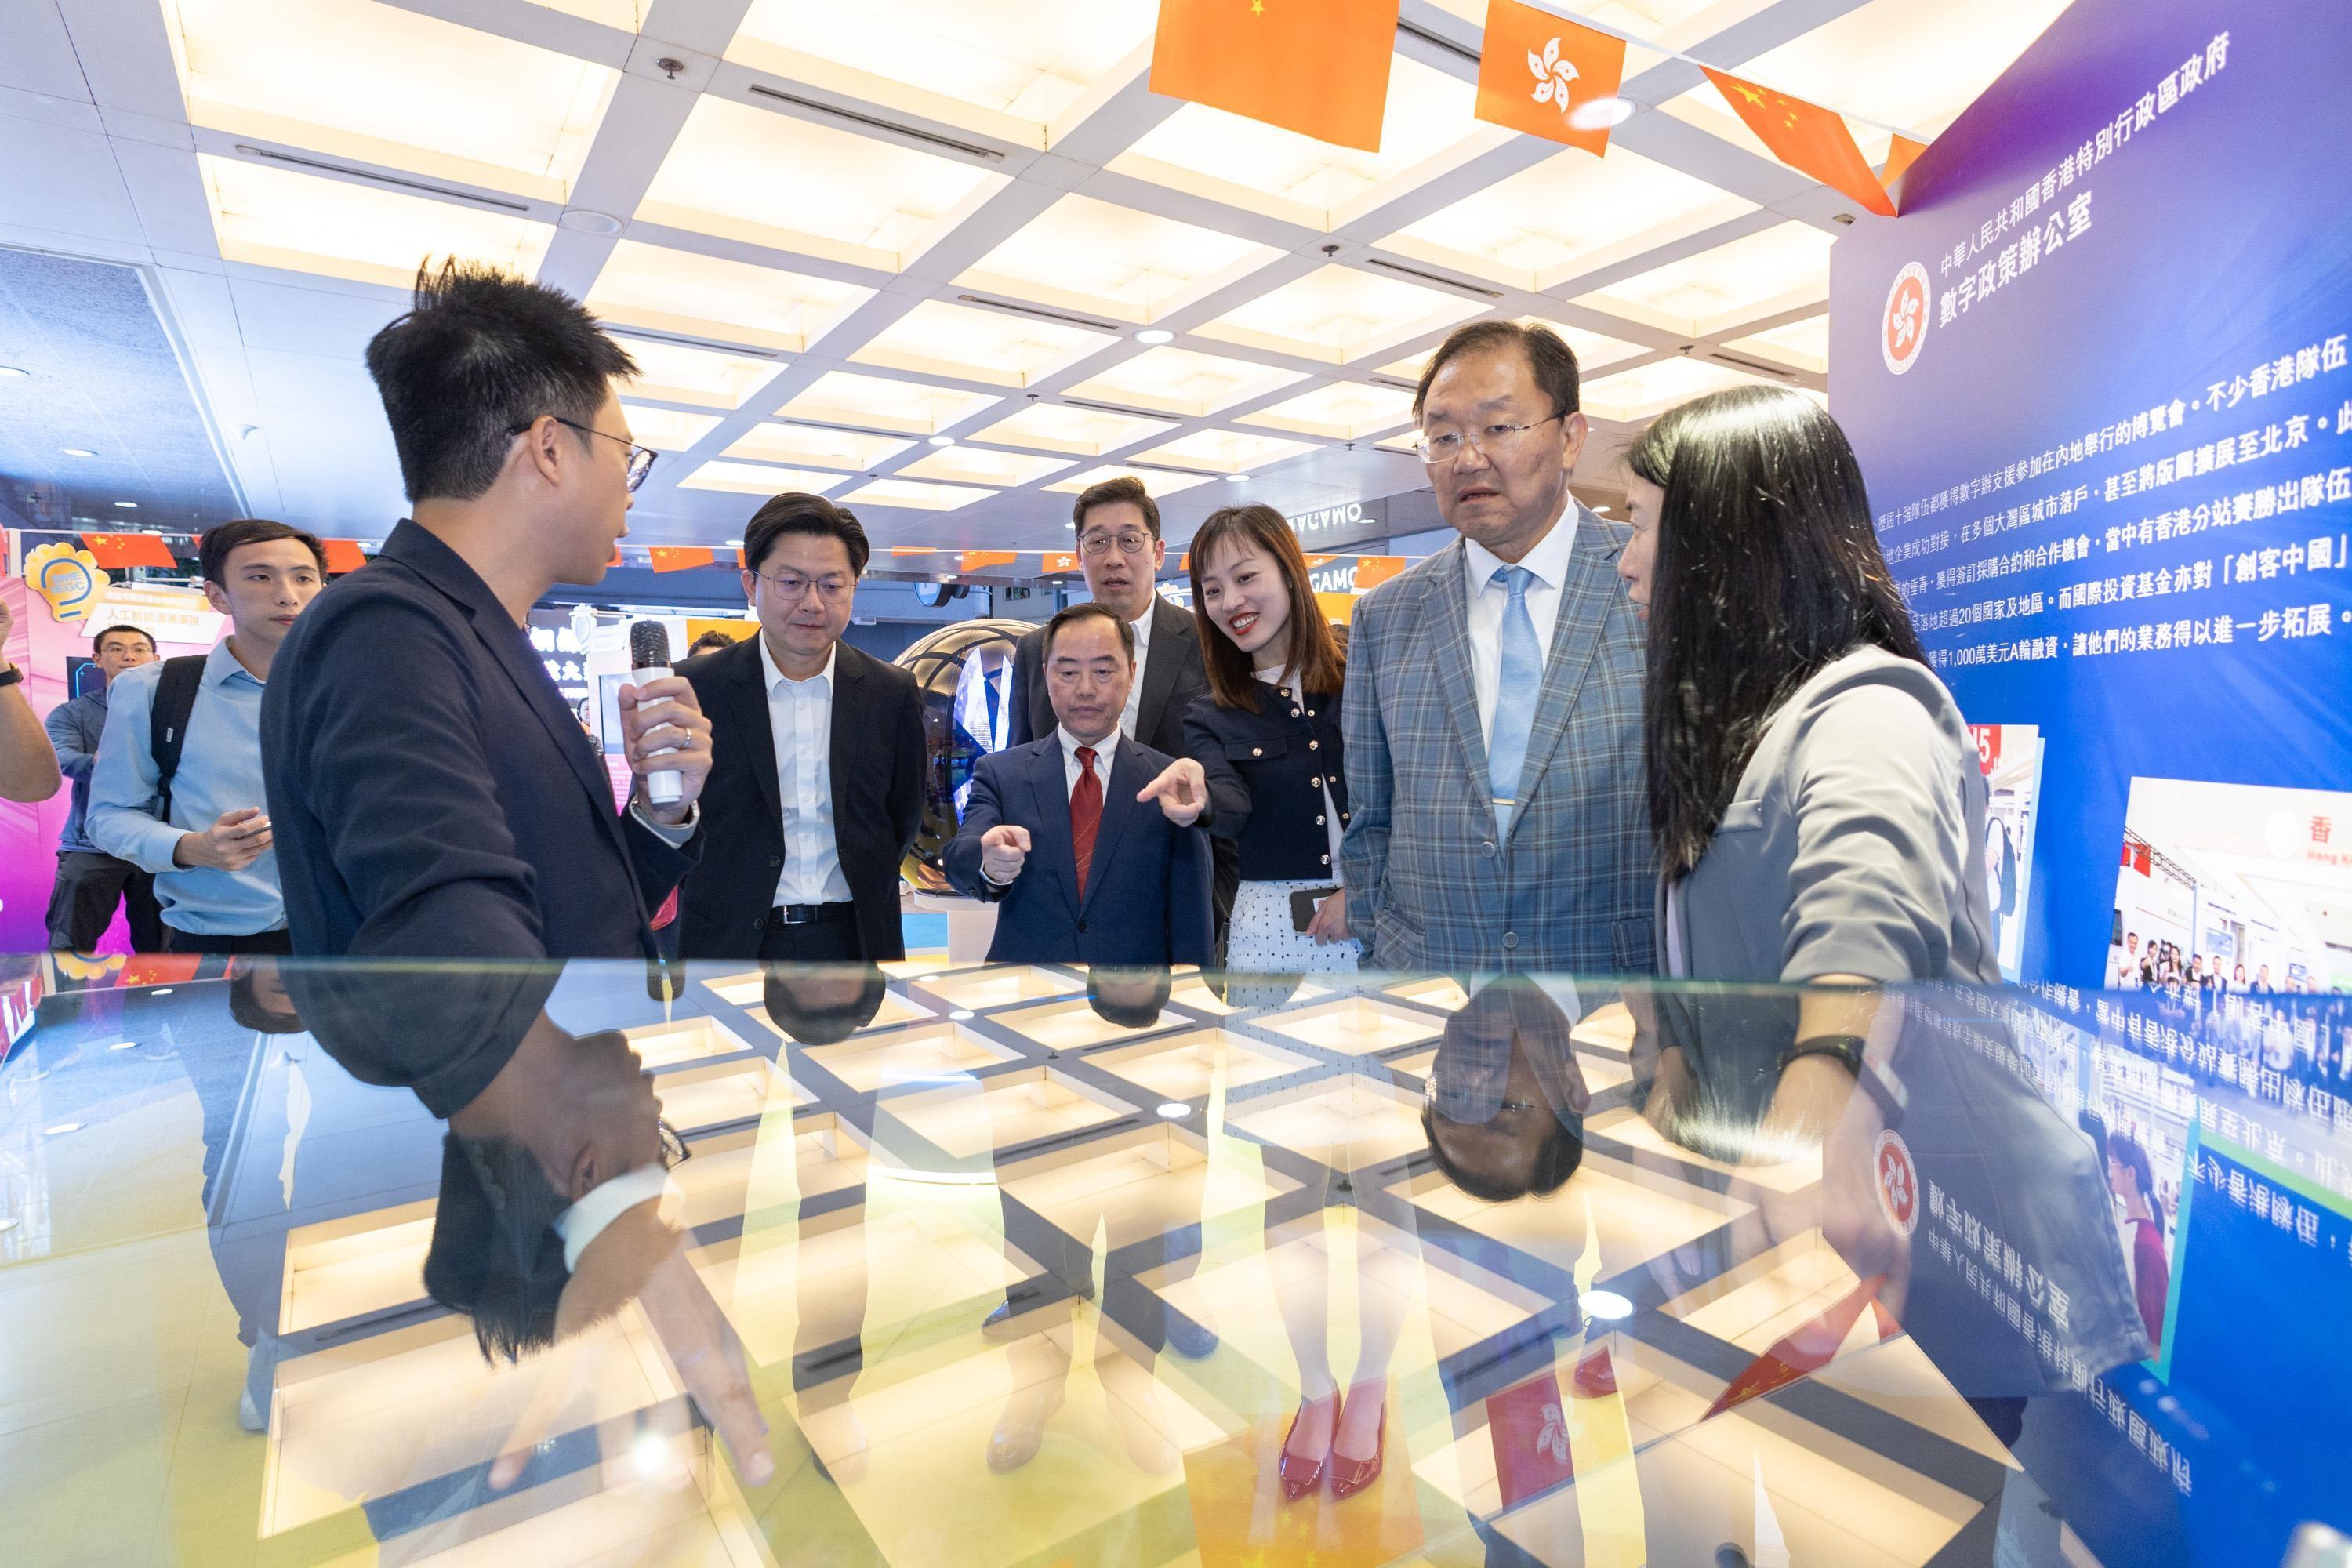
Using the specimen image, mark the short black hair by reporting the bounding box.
[1421,1106,1584,1202]
[1087,967,1171,1029]
[92,622,153,653]
[1072,474,1161,540]
[198,518,325,586]
[742,492,870,577]
[229,964,305,1035]
[1044,600,1134,662]
[686,630,738,656]
[1413,319,1581,422]
[423,1133,572,1363]
[762,964,887,1045]
[365,260,637,504]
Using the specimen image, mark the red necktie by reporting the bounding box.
[1070,746,1103,897]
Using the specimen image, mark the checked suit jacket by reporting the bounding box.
[1338,506,1656,975]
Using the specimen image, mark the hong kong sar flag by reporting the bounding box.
[1475,0,1629,158]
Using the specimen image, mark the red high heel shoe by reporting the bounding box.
[1277,1394,1335,1502]
[1328,1389,1386,1501]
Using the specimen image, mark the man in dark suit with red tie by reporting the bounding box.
[944,602,1215,965]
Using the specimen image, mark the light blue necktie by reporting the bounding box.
[1487,564,1542,837]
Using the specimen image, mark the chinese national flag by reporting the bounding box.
[1702,68,1897,217]
[1354,554,1406,591]
[958,550,1016,572]
[1149,0,1400,154]
[80,532,176,569]
[648,546,715,572]
[1882,133,1929,194]
[1475,0,1628,157]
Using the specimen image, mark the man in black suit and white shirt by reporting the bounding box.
[1007,474,1234,923]
[677,494,926,963]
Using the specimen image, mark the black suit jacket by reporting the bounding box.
[1007,593,1236,923]
[942,734,1214,966]
[1007,595,1207,757]
[674,634,925,960]
[261,520,696,960]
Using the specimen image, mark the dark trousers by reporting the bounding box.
[162,924,295,956]
[46,851,164,951]
[757,906,863,964]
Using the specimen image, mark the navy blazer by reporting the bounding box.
[262,520,697,960]
[942,734,1214,966]
[1182,676,1351,882]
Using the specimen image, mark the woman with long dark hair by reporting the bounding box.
[1617,386,1999,1142]
[1171,503,1360,973]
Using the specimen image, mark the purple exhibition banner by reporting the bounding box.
[1833,3,2352,1563]
[1832,0,2352,999]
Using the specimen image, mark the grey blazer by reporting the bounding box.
[1339,509,1653,973]
[1660,644,2002,987]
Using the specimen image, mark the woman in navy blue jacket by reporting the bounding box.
[1180,503,1359,974]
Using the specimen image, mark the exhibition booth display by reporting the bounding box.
[9,956,2345,1566]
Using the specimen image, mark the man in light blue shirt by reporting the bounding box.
[45,622,162,950]
[88,519,326,953]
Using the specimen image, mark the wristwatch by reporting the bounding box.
[0,662,21,688]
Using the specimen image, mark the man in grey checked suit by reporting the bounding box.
[1340,320,1653,974]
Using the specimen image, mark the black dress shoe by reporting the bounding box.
[1164,1315,1220,1360]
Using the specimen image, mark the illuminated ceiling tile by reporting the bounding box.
[730,0,1156,144]
[586,241,870,353]
[1669,0,2073,158]
[1237,381,1417,441]
[637,96,1004,272]
[1195,264,1486,366]
[839,477,997,512]
[1383,145,1751,292]
[899,446,1073,487]
[1581,358,1814,423]
[198,154,552,288]
[1062,347,1304,420]
[615,339,786,412]
[723,422,913,471]
[1572,221,1835,339]
[1378,315,1650,385]
[619,404,722,452]
[969,401,1174,457]
[1725,314,1829,375]
[957,194,1279,326]
[166,0,614,199]
[1420,0,1763,45]
[679,459,848,495]
[1131,429,1316,476]
[850,300,1111,390]
[779,370,999,436]
[1111,55,1508,230]
[1043,464,1213,498]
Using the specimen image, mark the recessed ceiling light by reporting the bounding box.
[1222,473,1248,483]
[1156,1102,1192,1119]
[152,989,173,996]
[560,208,626,235]
[112,500,138,508]
[1134,328,1174,345]
[927,434,956,447]
[1568,96,1637,132]
[0,365,27,377]
[949,1009,975,1021]
[723,538,742,546]
[44,1123,83,1136]
[61,447,95,458]
[1581,1290,1634,1321]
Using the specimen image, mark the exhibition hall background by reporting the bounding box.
[0,0,2346,986]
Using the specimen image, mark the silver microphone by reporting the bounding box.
[628,620,684,807]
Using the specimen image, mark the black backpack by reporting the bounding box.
[147,655,208,822]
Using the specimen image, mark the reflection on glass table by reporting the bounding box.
[3,955,2347,1566]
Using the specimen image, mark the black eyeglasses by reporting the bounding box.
[510,416,658,492]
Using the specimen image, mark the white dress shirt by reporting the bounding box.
[1119,604,1154,739]
[760,635,852,906]
[1057,724,1119,800]
[1461,498,1579,745]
